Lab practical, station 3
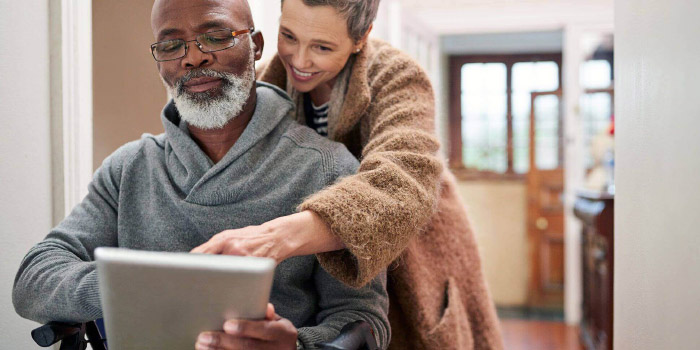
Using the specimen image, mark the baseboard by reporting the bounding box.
[496,305,565,322]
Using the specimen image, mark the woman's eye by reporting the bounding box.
[282,33,295,41]
[316,45,332,52]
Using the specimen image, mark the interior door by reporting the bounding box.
[527,90,565,308]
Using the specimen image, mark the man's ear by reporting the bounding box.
[252,30,264,61]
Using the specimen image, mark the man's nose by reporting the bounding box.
[181,42,212,69]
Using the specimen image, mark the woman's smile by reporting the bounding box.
[289,65,321,82]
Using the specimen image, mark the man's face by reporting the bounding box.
[151,0,263,129]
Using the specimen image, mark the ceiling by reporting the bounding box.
[401,0,613,10]
[397,0,614,35]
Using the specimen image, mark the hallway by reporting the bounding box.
[501,319,582,350]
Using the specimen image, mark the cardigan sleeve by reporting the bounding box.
[298,51,443,288]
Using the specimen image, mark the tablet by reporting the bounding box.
[95,247,276,350]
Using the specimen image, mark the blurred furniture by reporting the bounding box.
[574,191,614,350]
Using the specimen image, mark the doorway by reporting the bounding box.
[448,53,566,314]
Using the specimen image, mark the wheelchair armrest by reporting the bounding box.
[316,320,378,350]
[31,321,84,347]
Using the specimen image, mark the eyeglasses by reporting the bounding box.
[150,28,254,62]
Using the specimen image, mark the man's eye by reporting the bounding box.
[203,35,230,45]
[159,41,183,52]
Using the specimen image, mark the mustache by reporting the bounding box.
[175,69,233,95]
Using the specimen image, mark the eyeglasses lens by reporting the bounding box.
[198,30,236,51]
[151,30,239,61]
[153,40,186,61]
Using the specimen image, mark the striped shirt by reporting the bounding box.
[303,94,329,137]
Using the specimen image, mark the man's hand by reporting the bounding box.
[191,210,343,263]
[195,304,298,350]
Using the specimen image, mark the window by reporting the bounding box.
[449,54,562,179]
[460,62,508,173]
[580,59,614,169]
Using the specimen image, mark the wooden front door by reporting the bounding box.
[527,90,565,308]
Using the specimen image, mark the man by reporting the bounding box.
[12,0,389,349]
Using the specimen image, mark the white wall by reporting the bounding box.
[615,1,700,349]
[457,182,529,306]
[250,0,282,64]
[373,0,444,152]
[0,1,54,348]
[441,31,563,55]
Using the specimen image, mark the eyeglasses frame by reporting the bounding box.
[150,28,255,62]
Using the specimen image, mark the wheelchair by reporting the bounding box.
[32,319,378,350]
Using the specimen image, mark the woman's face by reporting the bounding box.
[278,0,364,93]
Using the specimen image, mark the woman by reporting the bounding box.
[196,0,503,348]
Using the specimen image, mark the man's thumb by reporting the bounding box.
[266,303,276,320]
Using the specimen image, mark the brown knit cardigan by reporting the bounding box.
[258,38,503,350]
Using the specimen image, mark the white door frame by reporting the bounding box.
[52,0,93,223]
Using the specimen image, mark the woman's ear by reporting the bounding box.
[252,30,265,60]
[355,24,373,52]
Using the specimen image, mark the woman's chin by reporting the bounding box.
[287,73,317,93]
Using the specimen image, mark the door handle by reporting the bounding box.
[536,217,549,230]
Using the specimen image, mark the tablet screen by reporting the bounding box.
[96,248,275,350]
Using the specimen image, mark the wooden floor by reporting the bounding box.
[501,319,583,350]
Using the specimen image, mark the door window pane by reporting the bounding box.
[534,94,560,170]
[461,63,507,173]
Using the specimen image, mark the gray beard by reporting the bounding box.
[164,50,255,130]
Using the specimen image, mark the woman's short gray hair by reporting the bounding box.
[282,0,380,42]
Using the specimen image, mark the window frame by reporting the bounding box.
[448,53,563,181]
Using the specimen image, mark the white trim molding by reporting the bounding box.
[562,21,614,326]
[61,0,93,216]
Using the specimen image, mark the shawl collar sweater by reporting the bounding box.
[13,83,389,350]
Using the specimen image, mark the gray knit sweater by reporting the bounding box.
[12,82,389,349]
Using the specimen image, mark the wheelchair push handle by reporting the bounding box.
[31,321,84,347]
[316,320,378,350]
[32,321,106,350]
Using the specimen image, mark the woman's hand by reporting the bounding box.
[191,210,344,263]
[195,304,297,350]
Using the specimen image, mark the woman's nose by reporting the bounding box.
[291,48,311,70]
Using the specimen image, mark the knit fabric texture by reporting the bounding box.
[12,82,390,350]
[259,39,504,349]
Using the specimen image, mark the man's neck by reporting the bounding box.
[187,93,257,164]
